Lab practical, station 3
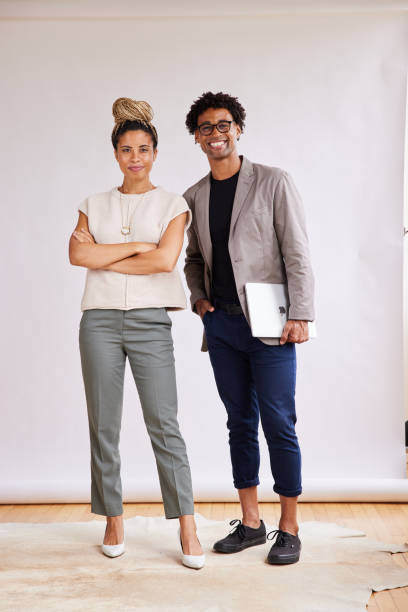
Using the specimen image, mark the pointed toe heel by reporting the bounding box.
[102,540,125,558]
[178,527,205,569]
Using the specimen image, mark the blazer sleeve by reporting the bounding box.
[183,189,208,313]
[273,171,315,321]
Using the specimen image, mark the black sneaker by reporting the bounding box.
[213,519,266,553]
[266,529,301,564]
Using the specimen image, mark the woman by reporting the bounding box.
[69,97,204,569]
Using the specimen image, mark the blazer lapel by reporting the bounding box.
[229,156,255,238]
[194,156,255,270]
[194,173,212,270]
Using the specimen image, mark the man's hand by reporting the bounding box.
[195,298,215,320]
[280,320,309,344]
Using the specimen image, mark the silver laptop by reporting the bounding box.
[244,282,317,338]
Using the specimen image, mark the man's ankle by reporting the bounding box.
[278,523,299,536]
[242,518,261,529]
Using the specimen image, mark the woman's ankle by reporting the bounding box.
[106,513,123,523]
[179,514,196,533]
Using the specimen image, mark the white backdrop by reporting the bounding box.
[1,2,408,502]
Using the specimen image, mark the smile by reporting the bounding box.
[208,140,227,150]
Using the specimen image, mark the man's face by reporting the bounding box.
[195,107,241,160]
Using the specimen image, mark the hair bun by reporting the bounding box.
[112,97,154,125]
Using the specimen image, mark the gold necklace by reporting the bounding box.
[120,195,131,236]
[118,183,153,236]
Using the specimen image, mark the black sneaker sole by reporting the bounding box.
[267,553,300,565]
[213,534,267,554]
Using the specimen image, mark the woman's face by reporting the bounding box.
[114,129,157,183]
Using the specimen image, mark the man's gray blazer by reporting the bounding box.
[183,155,315,352]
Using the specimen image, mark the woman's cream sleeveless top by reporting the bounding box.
[77,186,192,312]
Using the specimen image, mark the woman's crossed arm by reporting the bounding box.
[69,211,188,274]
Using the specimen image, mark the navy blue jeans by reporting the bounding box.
[203,307,301,497]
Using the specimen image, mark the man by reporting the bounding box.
[183,91,315,565]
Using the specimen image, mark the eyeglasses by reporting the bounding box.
[197,120,233,136]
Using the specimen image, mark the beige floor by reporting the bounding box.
[1,500,407,610]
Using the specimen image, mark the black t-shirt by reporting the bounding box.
[209,167,241,304]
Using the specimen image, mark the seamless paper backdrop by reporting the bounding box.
[1,10,407,501]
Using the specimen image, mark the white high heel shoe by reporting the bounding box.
[102,540,125,558]
[178,527,205,569]
[102,518,125,557]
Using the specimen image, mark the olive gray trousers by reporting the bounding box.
[78,307,194,518]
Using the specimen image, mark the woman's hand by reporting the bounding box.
[71,231,156,254]
[103,243,158,271]
[72,228,95,244]
[102,243,158,271]
[134,242,158,254]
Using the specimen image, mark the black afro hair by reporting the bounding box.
[185,91,246,135]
